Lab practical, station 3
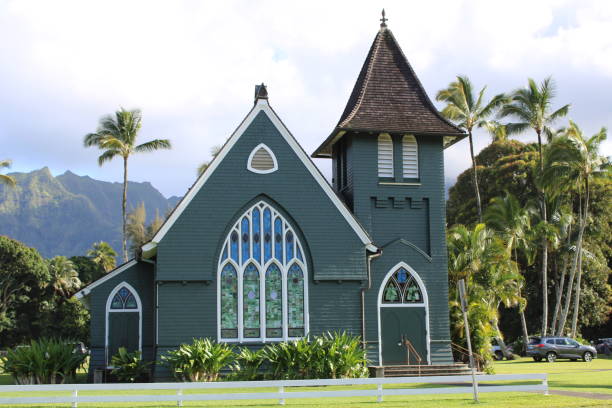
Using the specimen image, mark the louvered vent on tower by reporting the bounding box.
[378,133,394,178]
[247,143,278,174]
[402,135,418,178]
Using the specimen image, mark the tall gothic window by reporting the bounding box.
[402,135,419,179]
[378,133,394,178]
[219,201,308,341]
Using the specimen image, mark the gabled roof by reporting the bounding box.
[313,25,465,158]
[141,96,377,258]
[73,259,138,299]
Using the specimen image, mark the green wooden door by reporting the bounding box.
[381,307,427,365]
[107,312,139,364]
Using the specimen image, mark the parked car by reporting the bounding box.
[593,338,612,356]
[491,340,514,360]
[526,336,597,362]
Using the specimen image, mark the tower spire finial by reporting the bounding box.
[380,8,388,28]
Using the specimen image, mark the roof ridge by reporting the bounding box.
[339,29,384,128]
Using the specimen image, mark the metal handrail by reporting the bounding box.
[402,338,423,376]
[450,342,482,372]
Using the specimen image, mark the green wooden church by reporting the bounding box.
[75,18,465,379]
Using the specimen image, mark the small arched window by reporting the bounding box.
[247,143,278,174]
[110,286,138,309]
[378,133,394,178]
[382,267,424,304]
[402,135,418,179]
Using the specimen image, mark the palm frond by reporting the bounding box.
[98,149,121,166]
[134,139,172,153]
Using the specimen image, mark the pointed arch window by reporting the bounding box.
[402,135,418,179]
[382,267,423,304]
[247,144,278,174]
[110,286,138,309]
[218,201,309,342]
[378,133,394,178]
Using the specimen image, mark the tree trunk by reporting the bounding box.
[492,308,511,359]
[570,179,589,338]
[537,130,549,336]
[122,157,129,262]
[519,308,529,355]
[556,192,587,336]
[467,130,483,222]
[551,252,569,334]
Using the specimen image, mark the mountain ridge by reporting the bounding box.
[0,168,178,258]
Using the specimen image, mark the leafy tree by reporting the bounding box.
[0,236,50,347]
[84,108,171,261]
[500,77,570,335]
[543,122,610,337]
[126,202,164,255]
[69,256,105,287]
[87,241,117,273]
[436,76,506,221]
[47,256,81,300]
[0,159,16,187]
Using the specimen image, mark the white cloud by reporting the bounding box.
[0,0,610,196]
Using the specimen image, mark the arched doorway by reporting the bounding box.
[378,262,429,365]
[105,282,141,366]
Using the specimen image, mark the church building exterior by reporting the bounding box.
[75,19,465,380]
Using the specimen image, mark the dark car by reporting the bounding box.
[526,336,597,362]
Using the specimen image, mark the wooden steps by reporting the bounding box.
[369,363,479,377]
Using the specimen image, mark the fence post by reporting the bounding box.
[279,385,285,405]
[377,384,383,402]
[543,376,549,396]
[71,389,78,408]
[177,388,183,407]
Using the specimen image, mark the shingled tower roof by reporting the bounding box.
[313,20,465,158]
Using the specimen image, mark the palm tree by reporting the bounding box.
[87,241,117,273]
[47,256,81,299]
[483,121,508,142]
[436,76,507,221]
[0,159,16,187]
[484,193,533,350]
[197,145,222,175]
[543,121,609,337]
[84,108,171,261]
[499,77,570,336]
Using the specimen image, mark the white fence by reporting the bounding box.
[0,374,548,407]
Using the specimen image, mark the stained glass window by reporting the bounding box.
[252,208,261,263]
[243,264,260,338]
[287,264,305,337]
[110,286,138,309]
[265,264,282,338]
[263,208,272,263]
[219,201,307,340]
[382,267,424,304]
[220,264,238,338]
[274,218,283,262]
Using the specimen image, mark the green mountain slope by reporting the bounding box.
[0,168,177,258]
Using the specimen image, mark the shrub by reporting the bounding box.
[0,338,87,384]
[260,331,368,380]
[230,347,265,381]
[110,347,152,383]
[162,338,234,382]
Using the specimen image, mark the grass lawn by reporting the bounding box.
[1,356,610,407]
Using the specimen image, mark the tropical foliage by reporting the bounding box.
[125,202,164,255]
[110,347,152,383]
[84,108,171,261]
[162,338,234,382]
[87,241,117,273]
[0,338,87,384]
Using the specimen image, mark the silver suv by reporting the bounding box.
[526,336,597,362]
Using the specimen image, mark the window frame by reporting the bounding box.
[401,134,419,181]
[247,143,278,174]
[217,201,309,343]
[377,133,394,179]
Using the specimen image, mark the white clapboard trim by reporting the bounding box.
[402,134,418,178]
[247,143,278,174]
[0,374,548,405]
[377,133,394,178]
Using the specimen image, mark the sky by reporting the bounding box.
[1,0,611,198]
